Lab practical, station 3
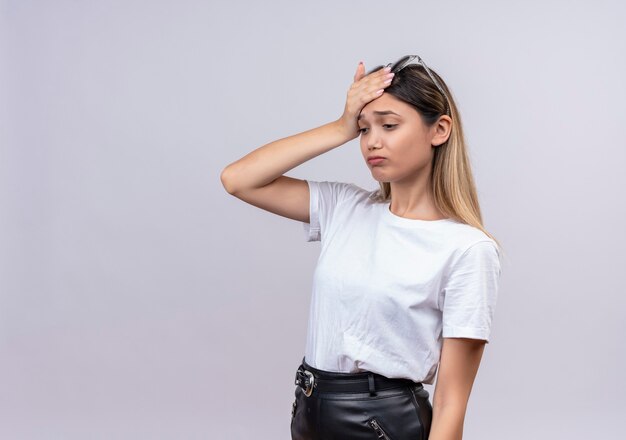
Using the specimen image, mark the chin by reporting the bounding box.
[369,168,389,179]
[370,175,386,183]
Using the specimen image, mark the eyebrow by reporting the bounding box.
[357,110,401,121]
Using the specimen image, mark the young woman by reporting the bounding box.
[221,54,502,440]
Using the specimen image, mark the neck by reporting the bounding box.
[388,173,446,220]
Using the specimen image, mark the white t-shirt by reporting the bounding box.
[301,180,502,384]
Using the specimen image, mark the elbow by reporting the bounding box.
[220,166,238,195]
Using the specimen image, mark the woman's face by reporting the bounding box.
[358,93,441,184]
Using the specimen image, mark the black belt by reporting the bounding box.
[294,362,421,397]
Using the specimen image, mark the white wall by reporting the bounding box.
[1,0,624,438]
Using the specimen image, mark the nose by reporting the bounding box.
[366,130,383,150]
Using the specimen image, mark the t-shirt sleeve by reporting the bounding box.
[440,240,502,343]
[302,180,356,242]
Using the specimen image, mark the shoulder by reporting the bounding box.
[442,222,498,250]
[439,223,501,267]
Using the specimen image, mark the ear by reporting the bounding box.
[431,115,452,147]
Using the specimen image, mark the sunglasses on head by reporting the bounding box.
[366,55,451,116]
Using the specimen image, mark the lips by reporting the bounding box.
[367,156,386,164]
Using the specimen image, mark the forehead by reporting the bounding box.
[357,94,411,120]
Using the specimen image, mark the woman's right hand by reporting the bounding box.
[337,62,395,140]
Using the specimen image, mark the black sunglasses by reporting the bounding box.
[366,55,451,116]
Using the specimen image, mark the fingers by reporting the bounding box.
[354,62,393,86]
[354,61,365,82]
[344,62,395,121]
[349,68,394,98]
[367,67,395,97]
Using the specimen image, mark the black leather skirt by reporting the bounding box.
[291,357,432,440]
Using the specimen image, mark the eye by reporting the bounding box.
[359,124,397,135]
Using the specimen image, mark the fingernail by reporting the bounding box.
[384,66,392,72]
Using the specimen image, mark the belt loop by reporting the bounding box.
[368,373,376,396]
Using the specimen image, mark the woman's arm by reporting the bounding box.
[428,337,487,440]
[220,119,353,195]
[220,62,393,194]
[219,63,393,223]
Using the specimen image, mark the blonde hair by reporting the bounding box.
[370,64,503,253]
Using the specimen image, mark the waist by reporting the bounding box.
[295,357,422,396]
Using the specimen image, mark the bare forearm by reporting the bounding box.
[220,119,354,193]
[428,404,466,440]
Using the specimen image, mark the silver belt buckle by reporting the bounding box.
[302,370,315,397]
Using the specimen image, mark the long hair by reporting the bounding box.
[370,64,502,252]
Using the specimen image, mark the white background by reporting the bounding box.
[1,0,624,438]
